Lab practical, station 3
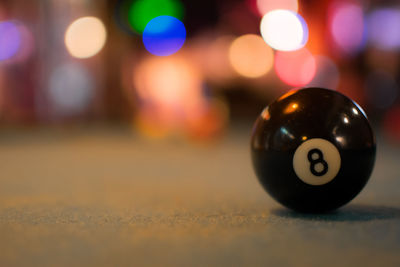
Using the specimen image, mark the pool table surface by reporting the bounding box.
[0,125,399,267]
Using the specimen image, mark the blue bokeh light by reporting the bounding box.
[142,15,186,56]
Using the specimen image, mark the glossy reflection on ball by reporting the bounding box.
[251,88,376,213]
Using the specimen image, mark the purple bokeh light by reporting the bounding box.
[0,21,21,61]
[367,8,400,50]
[329,2,366,55]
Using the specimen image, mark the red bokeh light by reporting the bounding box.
[274,48,316,86]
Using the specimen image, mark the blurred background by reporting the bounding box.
[0,0,400,143]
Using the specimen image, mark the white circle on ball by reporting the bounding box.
[293,138,341,186]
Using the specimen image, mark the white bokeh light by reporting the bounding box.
[260,9,308,51]
[65,16,107,59]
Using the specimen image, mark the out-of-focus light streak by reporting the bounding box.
[260,9,308,51]
[65,17,107,59]
[228,34,274,78]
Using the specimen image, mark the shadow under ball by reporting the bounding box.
[250,88,376,213]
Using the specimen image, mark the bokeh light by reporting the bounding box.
[260,9,308,51]
[65,16,107,59]
[133,55,205,136]
[143,16,186,56]
[256,0,298,17]
[0,21,34,64]
[365,71,398,109]
[367,8,400,50]
[128,0,183,34]
[228,34,274,78]
[134,55,202,108]
[48,63,94,116]
[274,48,316,86]
[308,55,340,90]
[132,55,227,140]
[0,21,21,61]
[329,1,365,55]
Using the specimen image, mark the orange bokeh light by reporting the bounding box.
[228,34,274,78]
[132,54,227,140]
[274,48,316,86]
[134,55,203,113]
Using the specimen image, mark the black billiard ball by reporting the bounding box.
[250,87,376,213]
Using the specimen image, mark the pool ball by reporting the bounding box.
[250,87,376,213]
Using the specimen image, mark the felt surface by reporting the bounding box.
[0,128,399,267]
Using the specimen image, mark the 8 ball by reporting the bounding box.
[251,88,376,213]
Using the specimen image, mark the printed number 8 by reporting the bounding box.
[307,148,328,176]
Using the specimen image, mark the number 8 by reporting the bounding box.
[307,148,328,176]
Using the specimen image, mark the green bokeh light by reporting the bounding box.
[128,0,184,34]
